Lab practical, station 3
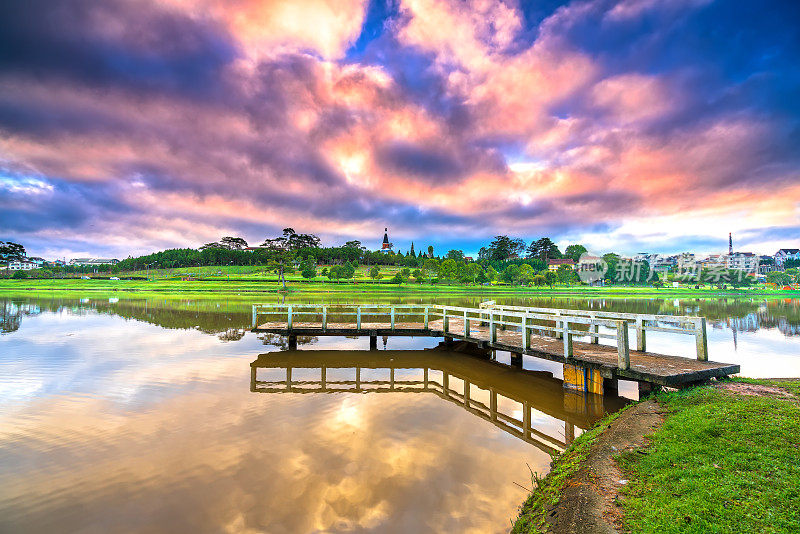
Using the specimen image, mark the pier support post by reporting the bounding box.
[510,351,523,368]
[590,313,599,344]
[288,334,297,350]
[356,306,361,329]
[424,307,429,330]
[464,311,470,337]
[369,335,377,350]
[603,378,619,395]
[391,307,395,331]
[636,318,646,352]
[252,306,257,328]
[443,307,449,333]
[555,311,563,339]
[695,318,708,361]
[287,305,293,329]
[563,364,604,395]
[322,306,327,332]
[490,311,497,342]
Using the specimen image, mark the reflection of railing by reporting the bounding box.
[250,350,627,456]
[252,302,711,370]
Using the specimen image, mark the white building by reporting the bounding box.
[676,252,696,271]
[725,252,758,272]
[774,248,800,269]
[69,258,119,266]
[7,260,37,271]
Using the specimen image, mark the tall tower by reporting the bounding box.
[728,233,733,255]
[380,228,393,253]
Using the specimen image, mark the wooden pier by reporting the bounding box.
[251,303,740,393]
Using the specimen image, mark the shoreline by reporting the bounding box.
[512,378,800,533]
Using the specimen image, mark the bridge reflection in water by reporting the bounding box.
[250,344,629,456]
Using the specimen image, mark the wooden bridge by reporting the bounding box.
[250,348,629,456]
[251,302,740,394]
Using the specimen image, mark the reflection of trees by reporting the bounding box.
[1,295,798,337]
[218,329,247,342]
[1,298,43,334]
[1,299,22,333]
[258,333,317,349]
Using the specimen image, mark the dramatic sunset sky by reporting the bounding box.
[1,0,798,259]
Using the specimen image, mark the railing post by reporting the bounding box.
[391,306,395,331]
[464,310,470,336]
[563,320,573,358]
[424,307,429,330]
[322,306,327,332]
[252,305,257,328]
[490,311,497,342]
[616,321,630,370]
[524,313,531,349]
[695,317,708,361]
[555,311,563,339]
[287,305,293,330]
[443,307,449,333]
[521,314,528,351]
[636,317,646,352]
[356,306,361,329]
[590,313,599,344]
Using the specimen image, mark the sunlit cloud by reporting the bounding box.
[0,0,797,256]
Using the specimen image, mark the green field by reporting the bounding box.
[1,271,797,297]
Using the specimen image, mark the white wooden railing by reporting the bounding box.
[251,303,710,370]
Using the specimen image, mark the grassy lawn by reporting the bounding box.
[0,275,796,296]
[618,384,800,533]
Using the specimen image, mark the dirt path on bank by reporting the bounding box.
[545,399,665,534]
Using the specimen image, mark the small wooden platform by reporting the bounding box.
[253,319,739,388]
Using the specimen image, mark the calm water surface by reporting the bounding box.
[1,294,799,533]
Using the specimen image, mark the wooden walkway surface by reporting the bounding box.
[253,319,739,387]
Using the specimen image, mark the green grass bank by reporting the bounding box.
[512,379,800,533]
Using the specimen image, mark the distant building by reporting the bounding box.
[725,252,758,272]
[676,252,696,271]
[379,228,393,254]
[547,258,575,271]
[69,258,120,266]
[7,260,37,271]
[758,255,777,275]
[775,248,800,269]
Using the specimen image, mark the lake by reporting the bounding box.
[1,294,798,533]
